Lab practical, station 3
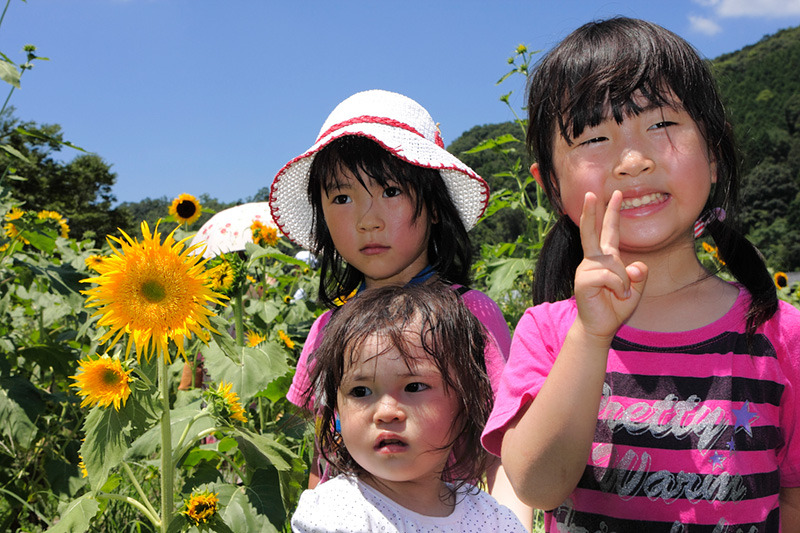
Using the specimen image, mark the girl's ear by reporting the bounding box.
[530,163,544,187]
[430,205,439,224]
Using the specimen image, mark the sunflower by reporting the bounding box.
[251,220,279,246]
[71,356,133,410]
[81,221,227,363]
[245,330,266,347]
[3,221,30,245]
[37,209,70,238]
[774,271,789,289]
[78,455,88,478]
[278,330,295,350]
[4,207,24,221]
[208,261,235,292]
[169,193,202,226]
[182,490,219,524]
[206,381,248,424]
[85,254,107,272]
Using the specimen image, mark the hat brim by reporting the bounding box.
[270,123,489,250]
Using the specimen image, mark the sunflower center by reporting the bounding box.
[141,280,167,303]
[102,368,121,385]
[176,200,198,219]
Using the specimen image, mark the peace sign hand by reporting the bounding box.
[573,190,648,341]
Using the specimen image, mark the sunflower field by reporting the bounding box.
[0,186,322,531]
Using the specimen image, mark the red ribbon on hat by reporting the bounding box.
[318,115,445,148]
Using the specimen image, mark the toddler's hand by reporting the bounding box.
[574,190,647,340]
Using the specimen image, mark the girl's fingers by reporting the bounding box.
[599,191,622,255]
[579,192,602,257]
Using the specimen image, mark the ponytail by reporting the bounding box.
[532,215,583,305]
[707,219,778,337]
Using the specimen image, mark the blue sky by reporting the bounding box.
[3,0,800,205]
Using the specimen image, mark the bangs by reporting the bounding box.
[312,136,426,219]
[544,18,712,144]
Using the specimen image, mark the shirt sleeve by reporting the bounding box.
[481,299,576,456]
[460,288,512,394]
[773,301,800,487]
[286,310,332,409]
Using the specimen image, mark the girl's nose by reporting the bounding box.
[614,148,653,178]
[357,199,384,232]
[374,395,405,424]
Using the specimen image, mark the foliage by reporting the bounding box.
[712,25,800,269]
[0,114,134,244]
[118,195,238,239]
[453,44,554,327]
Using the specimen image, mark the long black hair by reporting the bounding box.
[307,136,473,308]
[305,282,493,491]
[527,16,776,336]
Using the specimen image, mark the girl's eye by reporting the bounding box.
[348,386,371,398]
[650,121,677,130]
[405,382,430,393]
[383,186,402,198]
[331,194,351,205]
[579,136,607,146]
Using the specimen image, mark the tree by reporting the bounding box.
[0,110,132,242]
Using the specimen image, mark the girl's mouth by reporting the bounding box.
[620,192,668,210]
[361,244,390,255]
[375,438,407,452]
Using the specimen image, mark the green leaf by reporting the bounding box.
[485,257,531,301]
[0,143,29,162]
[0,376,46,448]
[202,342,289,402]
[44,493,100,533]
[234,427,293,471]
[217,483,281,533]
[80,405,131,492]
[0,60,21,88]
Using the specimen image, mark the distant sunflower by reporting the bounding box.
[81,221,227,363]
[774,271,789,289]
[169,194,202,226]
[71,356,133,410]
[182,490,219,524]
[85,255,107,272]
[278,330,295,350]
[37,210,70,238]
[208,261,235,292]
[206,381,248,424]
[78,455,88,478]
[3,221,29,244]
[251,220,279,246]
[246,330,266,347]
[5,207,24,221]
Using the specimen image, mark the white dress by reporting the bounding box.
[291,474,527,532]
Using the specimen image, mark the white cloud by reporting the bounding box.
[689,15,723,35]
[710,0,800,17]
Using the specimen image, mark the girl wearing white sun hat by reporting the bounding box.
[269,89,531,526]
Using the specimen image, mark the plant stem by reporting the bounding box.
[97,492,161,529]
[234,289,243,346]
[158,356,174,533]
[122,462,159,521]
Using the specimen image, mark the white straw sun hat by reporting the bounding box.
[268,89,489,250]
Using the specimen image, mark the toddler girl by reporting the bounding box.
[291,283,527,532]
